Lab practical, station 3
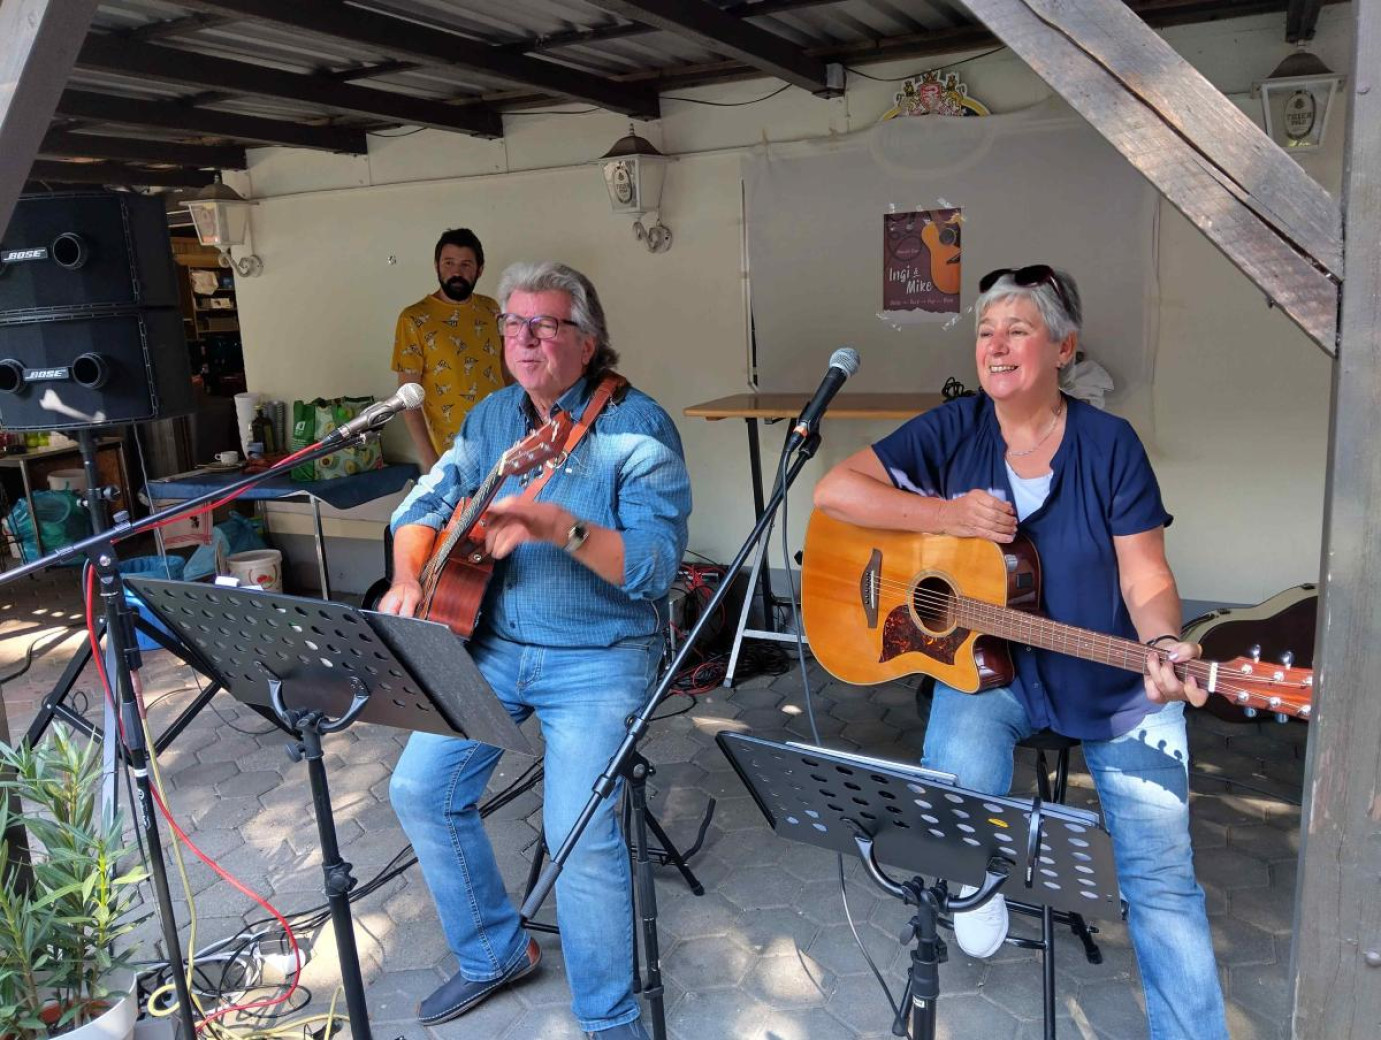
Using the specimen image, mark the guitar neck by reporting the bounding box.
[953,596,1191,680]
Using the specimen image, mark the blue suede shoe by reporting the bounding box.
[417,937,541,1025]
[587,1018,650,1039]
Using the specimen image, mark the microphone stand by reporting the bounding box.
[0,422,392,1040]
[520,428,822,915]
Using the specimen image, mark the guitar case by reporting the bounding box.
[1183,583,1317,724]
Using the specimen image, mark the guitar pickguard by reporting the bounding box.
[880,605,967,666]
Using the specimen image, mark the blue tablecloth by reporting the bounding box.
[146,463,420,511]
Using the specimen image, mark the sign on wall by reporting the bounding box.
[883,208,962,322]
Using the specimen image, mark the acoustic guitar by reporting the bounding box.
[417,414,572,639]
[920,214,962,296]
[799,511,1313,721]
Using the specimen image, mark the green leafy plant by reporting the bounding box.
[0,726,148,1040]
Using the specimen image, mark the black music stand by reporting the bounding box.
[127,578,534,1040]
[717,734,1120,1040]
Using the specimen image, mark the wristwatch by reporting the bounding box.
[563,521,590,554]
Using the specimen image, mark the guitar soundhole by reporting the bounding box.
[912,576,956,634]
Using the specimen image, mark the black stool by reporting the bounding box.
[1007,729,1104,1039]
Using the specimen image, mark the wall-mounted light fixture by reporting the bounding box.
[595,127,673,253]
[1253,48,1345,152]
[182,181,263,276]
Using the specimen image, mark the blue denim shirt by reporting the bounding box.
[391,376,691,648]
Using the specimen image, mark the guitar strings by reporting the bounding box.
[809,572,1311,706]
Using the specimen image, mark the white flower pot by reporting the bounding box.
[59,985,136,1040]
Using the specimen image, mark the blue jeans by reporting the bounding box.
[389,633,659,1033]
[922,684,1228,1040]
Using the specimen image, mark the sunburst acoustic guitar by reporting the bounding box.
[800,510,1313,721]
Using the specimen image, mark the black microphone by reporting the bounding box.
[322,382,425,445]
[785,347,860,451]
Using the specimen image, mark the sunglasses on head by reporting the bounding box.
[979,265,1074,318]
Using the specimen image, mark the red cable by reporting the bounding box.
[83,566,304,1030]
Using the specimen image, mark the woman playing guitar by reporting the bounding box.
[812,264,1228,1040]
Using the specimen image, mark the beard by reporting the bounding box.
[438,275,474,302]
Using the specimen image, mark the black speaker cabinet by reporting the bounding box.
[0,192,179,317]
[0,311,195,430]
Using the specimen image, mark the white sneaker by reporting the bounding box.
[952,884,1008,958]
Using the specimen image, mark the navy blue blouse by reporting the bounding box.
[872,393,1172,740]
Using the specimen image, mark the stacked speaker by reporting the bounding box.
[0,192,195,431]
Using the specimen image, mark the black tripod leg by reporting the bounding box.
[628,761,666,1040]
[24,626,99,747]
[641,807,706,896]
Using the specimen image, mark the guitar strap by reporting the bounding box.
[513,372,628,504]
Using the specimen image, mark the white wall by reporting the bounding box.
[227,7,1350,606]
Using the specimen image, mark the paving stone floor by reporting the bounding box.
[1,569,1307,1039]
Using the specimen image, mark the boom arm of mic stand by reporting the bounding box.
[521,432,822,921]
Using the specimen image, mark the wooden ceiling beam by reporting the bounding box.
[28,160,216,187]
[38,130,247,170]
[588,0,840,94]
[178,0,661,118]
[55,90,369,154]
[77,35,503,139]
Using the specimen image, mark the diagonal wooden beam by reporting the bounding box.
[179,0,661,118]
[39,130,247,170]
[0,0,102,237]
[55,90,369,154]
[586,0,840,93]
[125,13,233,42]
[1019,0,1340,276]
[962,0,1339,352]
[28,160,216,188]
[77,35,503,139]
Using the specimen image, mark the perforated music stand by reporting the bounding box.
[126,578,534,1040]
[717,733,1119,1040]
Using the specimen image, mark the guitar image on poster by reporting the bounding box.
[882,207,961,322]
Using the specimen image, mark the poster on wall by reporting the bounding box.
[882,208,962,323]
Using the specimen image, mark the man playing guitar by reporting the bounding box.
[379,261,691,1040]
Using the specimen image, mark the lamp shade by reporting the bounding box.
[597,131,671,218]
[1253,49,1345,152]
[182,182,257,248]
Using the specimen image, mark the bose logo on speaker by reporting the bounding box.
[1,248,49,263]
[24,368,70,381]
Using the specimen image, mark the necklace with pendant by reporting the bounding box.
[1005,399,1065,459]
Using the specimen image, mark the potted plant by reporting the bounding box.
[0,726,148,1040]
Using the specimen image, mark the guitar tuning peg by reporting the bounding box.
[1274,713,1289,724]
[1279,650,1295,667]
[1242,707,1258,719]
[1248,644,1262,662]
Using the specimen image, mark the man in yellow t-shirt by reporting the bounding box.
[391,228,506,469]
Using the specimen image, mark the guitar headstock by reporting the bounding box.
[1212,656,1314,721]
[498,412,575,477]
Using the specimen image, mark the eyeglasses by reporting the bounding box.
[979,265,1074,318]
[497,313,581,341]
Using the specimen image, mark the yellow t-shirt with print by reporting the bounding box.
[391,293,505,454]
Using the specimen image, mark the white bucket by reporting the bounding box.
[47,468,88,492]
[226,548,283,592]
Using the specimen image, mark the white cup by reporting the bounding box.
[216,450,241,466]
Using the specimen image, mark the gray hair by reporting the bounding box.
[974,267,1083,343]
[496,260,620,379]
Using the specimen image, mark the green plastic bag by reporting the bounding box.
[314,396,383,480]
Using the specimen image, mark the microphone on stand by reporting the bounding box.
[785,347,861,452]
[321,383,425,445]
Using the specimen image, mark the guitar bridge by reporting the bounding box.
[860,548,882,629]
